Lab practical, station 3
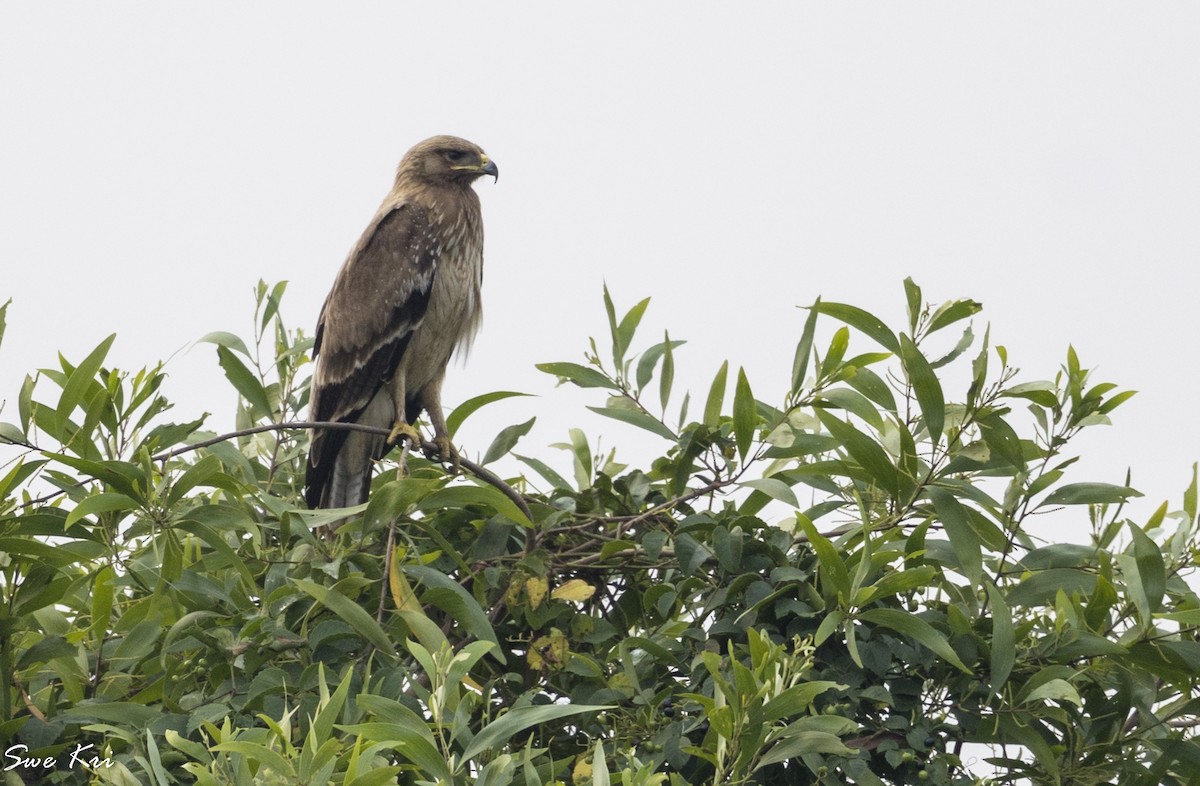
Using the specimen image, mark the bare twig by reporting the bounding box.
[621,478,731,530]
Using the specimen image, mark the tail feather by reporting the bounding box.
[306,389,393,509]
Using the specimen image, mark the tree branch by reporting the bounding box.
[161,420,537,523]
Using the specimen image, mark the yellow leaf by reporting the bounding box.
[525,576,549,610]
[528,628,570,673]
[504,575,524,608]
[551,578,596,603]
[388,546,420,613]
[571,755,593,785]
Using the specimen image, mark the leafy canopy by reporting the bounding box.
[0,278,1197,786]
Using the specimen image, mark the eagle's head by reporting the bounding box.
[397,135,498,187]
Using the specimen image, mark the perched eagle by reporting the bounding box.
[304,135,498,509]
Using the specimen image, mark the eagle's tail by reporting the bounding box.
[305,390,392,510]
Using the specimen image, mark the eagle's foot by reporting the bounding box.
[424,435,460,474]
[387,421,423,449]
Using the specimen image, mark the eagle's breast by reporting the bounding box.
[401,196,483,390]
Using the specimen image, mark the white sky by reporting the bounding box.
[2,4,1198,541]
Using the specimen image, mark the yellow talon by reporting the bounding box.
[387,421,422,448]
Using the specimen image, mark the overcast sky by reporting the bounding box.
[2,4,1198,541]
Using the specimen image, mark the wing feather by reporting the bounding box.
[305,202,438,508]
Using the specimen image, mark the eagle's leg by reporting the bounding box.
[386,371,421,477]
[419,376,459,474]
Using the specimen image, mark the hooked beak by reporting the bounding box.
[480,154,499,182]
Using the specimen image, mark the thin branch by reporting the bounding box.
[621,478,732,530]
[154,420,536,524]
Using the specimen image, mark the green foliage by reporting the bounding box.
[1,277,1198,785]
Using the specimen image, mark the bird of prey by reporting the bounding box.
[304,135,497,509]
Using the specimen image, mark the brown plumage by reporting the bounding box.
[305,135,497,509]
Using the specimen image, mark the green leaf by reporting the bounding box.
[258,279,288,332]
[858,608,971,673]
[603,283,620,369]
[856,565,937,605]
[634,337,686,392]
[928,487,981,585]
[1008,569,1096,607]
[161,611,222,668]
[711,526,744,573]
[1127,518,1166,617]
[352,695,447,777]
[177,514,259,590]
[659,330,675,411]
[819,387,884,431]
[738,478,799,508]
[810,302,900,353]
[65,491,140,527]
[535,362,616,390]
[1185,463,1198,527]
[0,298,9,349]
[61,700,162,727]
[482,417,535,465]
[1025,678,1083,707]
[899,334,944,444]
[756,731,854,768]
[792,298,820,393]
[674,533,714,575]
[56,334,115,425]
[211,742,295,779]
[927,298,982,334]
[90,565,116,645]
[616,296,652,363]
[761,681,844,723]
[196,330,252,358]
[929,324,975,369]
[733,367,756,461]
[586,404,676,441]
[166,454,225,506]
[216,346,273,420]
[816,410,898,498]
[16,636,77,669]
[976,411,1025,470]
[796,516,849,601]
[903,278,922,336]
[419,484,531,527]
[514,453,573,491]
[704,360,728,427]
[592,741,610,786]
[405,565,502,656]
[1040,482,1142,507]
[967,326,990,409]
[291,578,397,659]
[762,432,840,459]
[986,582,1014,695]
[310,666,353,749]
[459,704,612,763]
[0,421,28,446]
[819,327,850,379]
[1097,388,1137,415]
[844,366,897,412]
[1002,380,1059,408]
[446,391,532,439]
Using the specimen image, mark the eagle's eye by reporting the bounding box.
[444,150,466,164]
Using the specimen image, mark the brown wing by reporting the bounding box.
[305,202,438,508]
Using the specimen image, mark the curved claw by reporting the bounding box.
[424,435,460,474]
